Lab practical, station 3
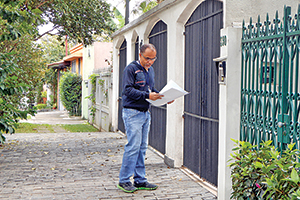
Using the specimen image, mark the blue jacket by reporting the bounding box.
[122,61,159,112]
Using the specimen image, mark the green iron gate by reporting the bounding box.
[240,5,300,151]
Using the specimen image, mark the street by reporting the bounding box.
[0,111,217,200]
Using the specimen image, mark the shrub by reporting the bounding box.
[34,104,47,110]
[41,91,47,98]
[229,139,300,200]
[59,72,82,116]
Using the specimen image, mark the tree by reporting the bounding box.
[40,35,68,64]
[131,0,158,15]
[0,1,41,142]
[113,7,125,29]
[114,0,162,29]
[40,35,68,106]
[26,0,116,45]
[0,0,116,141]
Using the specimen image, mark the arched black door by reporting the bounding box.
[148,20,168,154]
[118,40,127,133]
[184,0,223,186]
[134,36,139,61]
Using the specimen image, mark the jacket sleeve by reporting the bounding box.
[150,68,159,93]
[152,87,159,93]
[123,66,150,100]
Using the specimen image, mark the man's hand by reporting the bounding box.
[167,100,174,104]
[149,92,163,101]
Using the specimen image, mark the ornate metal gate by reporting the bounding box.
[183,0,223,186]
[118,40,127,133]
[148,20,168,154]
[240,6,300,151]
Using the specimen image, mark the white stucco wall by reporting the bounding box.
[218,3,300,199]
[217,27,242,200]
[112,0,203,168]
[111,0,300,199]
[82,45,95,120]
[82,42,113,120]
[224,0,300,27]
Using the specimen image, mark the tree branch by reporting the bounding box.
[36,0,53,9]
[34,25,60,41]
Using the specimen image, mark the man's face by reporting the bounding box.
[139,48,157,71]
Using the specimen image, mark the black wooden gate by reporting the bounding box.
[148,20,168,154]
[118,40,127,133]
[183,0,223,186]
[135,36,139,60]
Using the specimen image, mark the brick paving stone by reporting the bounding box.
[0,113,217,200]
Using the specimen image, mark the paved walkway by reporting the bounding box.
[20,110,87,125]
[0,110,217,200]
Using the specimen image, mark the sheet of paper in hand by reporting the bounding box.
[147,80,189,107]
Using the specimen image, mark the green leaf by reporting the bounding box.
[291,168,299,184]
[254,161,263,168]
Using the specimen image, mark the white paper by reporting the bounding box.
[147,80,189,107]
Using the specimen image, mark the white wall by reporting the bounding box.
[111,0,300,199]
[224,0,300,27]
[217,27,242,200]
[112,0,205,168]
[218,3,300,199]
[82,42,112,120]
[82,45,95,120]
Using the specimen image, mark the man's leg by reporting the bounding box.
[118,108,146,192]
[133,111,158,190]
[133,110,150,183]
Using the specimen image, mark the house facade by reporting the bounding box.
[48,41,113,131]
[48,44,83,111]
[82,42,113,131]
[111,0,300,199]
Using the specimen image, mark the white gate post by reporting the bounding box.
[217,27,242,200]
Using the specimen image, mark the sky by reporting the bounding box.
[108,0,143,20]
[38,0,142,35]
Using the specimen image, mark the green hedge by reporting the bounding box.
[59,72,82,116]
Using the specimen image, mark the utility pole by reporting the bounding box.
[125,0,129,25]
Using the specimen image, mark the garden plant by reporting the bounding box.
[59,72,82,116]
[229,139,300,199]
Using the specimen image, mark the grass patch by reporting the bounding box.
[60,124,99,132]
[15,123,54,133]
[15,123,100,133]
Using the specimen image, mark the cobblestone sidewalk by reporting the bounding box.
[0,131,217,200]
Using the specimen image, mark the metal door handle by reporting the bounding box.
[278,122,286,128]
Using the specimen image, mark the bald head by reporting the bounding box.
[140,44,156,54]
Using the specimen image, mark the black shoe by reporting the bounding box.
[117,182,137,193]
[134,181,158,190]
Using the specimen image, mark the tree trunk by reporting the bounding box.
[125,0,129,24]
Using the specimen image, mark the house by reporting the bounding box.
[82,42,113,131]
[48,43,83,111]
[48,41,113,131]
[110,0,300,199]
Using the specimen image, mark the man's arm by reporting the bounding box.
[123,67,149,100]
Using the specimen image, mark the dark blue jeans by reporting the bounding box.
[119,108,151,184]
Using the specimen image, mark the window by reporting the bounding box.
[71,60,76,73]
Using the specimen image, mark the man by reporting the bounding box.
[117,43,165,193]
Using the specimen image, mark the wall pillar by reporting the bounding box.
[164,20,185,168]
[112,38,121,131]
[217,27,242,200]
